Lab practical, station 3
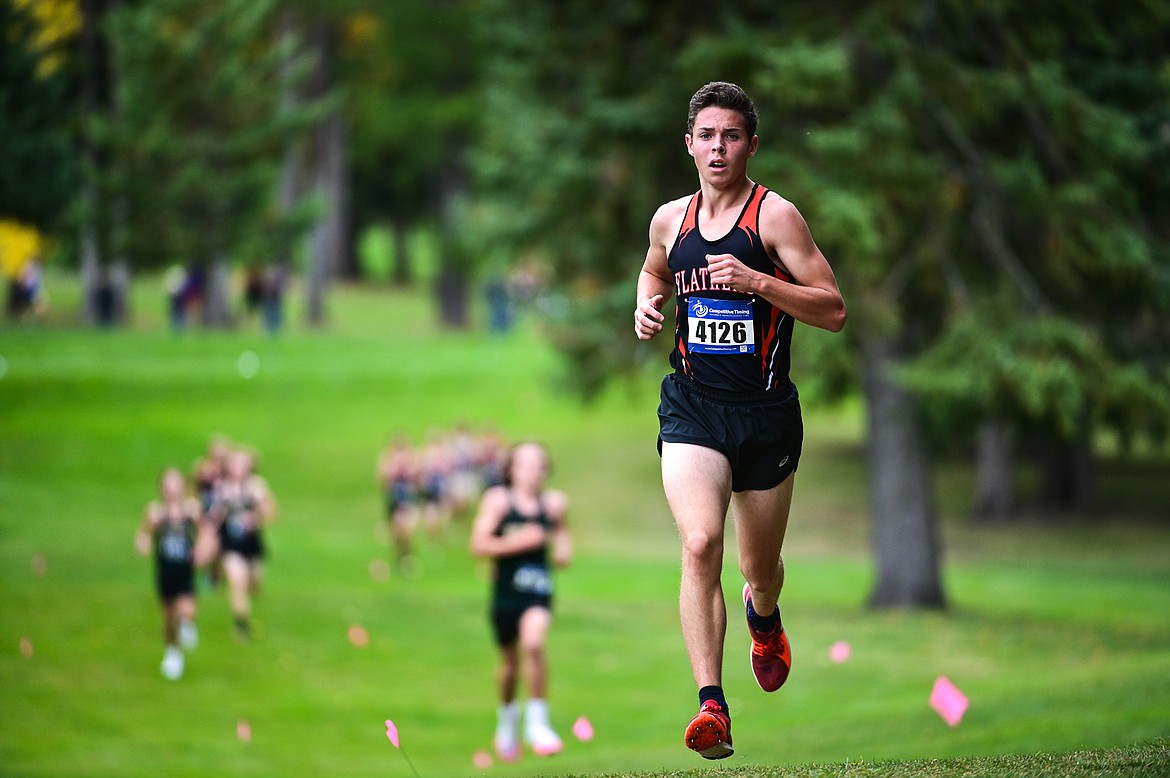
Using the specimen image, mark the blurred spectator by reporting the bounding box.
[94,266,118,327]
[241,263,287,333]
[6,259,45,321]
[485,275,512,334]
[164,264,188,331]
[181,265,206,323]
[243,266,264,318]
[261,263,288,333]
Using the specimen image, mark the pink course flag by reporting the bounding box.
[930,676,969,727]
[385,719,400,748]
[383,718,421,778]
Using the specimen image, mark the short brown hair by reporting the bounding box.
[687,81,758,138]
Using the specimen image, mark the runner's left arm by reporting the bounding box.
[546,490,572,568]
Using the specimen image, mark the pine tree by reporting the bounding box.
[96,0,326,325]
[0,0,76,230]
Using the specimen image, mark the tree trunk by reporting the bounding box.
[1036,433,1094,514]
[861,336,946,609]
[110,259,131,325]
[304,19,349,325]
[391,216,412,287]
[432,163,470,328]
[79,219,100,325]
[201,258,233,327]
[305,109,342,324]
[434,261,470,328]
[973,419,1015,521]
[274,8,304,277]
[78,0,112,325]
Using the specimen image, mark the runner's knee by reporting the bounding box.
[739,555,783,595]
[681,529,723,568]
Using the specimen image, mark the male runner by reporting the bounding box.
[633,81,846,759]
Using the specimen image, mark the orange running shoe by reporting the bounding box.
[684,700,733,759]
[743,582,791,692]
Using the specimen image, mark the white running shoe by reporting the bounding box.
[178,620,198,651]
[160,646,184,680]
[493,702,520,762]
[524,699,563,756]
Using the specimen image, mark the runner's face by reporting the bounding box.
[228,452,251,479]
[509,444,547,490]
[686,106,757,183]
[161,470,185,501]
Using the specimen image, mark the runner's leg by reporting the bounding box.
[732,473,795,618]
[518,606,552,699]
[661,442,733,688]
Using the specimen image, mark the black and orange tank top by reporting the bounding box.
[668,184,795,393]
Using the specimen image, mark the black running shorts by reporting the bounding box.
[156,562,195,602]
[657,373,803,492]
[490,600,551,647]
[220,526,265,560]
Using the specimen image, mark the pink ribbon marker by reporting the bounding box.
[385,719,400,748]
[572,715,594,741]
[383,719,421,778]
[930,675,969,727]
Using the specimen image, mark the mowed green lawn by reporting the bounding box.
[1,276,1168,778]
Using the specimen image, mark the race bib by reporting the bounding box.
[512,564,553,596]
[159,533,191,562]
[687,297,755,354]
[227,513,250,539]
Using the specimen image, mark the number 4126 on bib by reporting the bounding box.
[687,297,755,354]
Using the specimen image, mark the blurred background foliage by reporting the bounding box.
[2,0,1168,606]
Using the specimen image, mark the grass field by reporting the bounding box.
[1,273,1168,777]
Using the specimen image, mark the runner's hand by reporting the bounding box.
[509,522,547,551]
[635,294,665,340]
[706,253,757,294]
